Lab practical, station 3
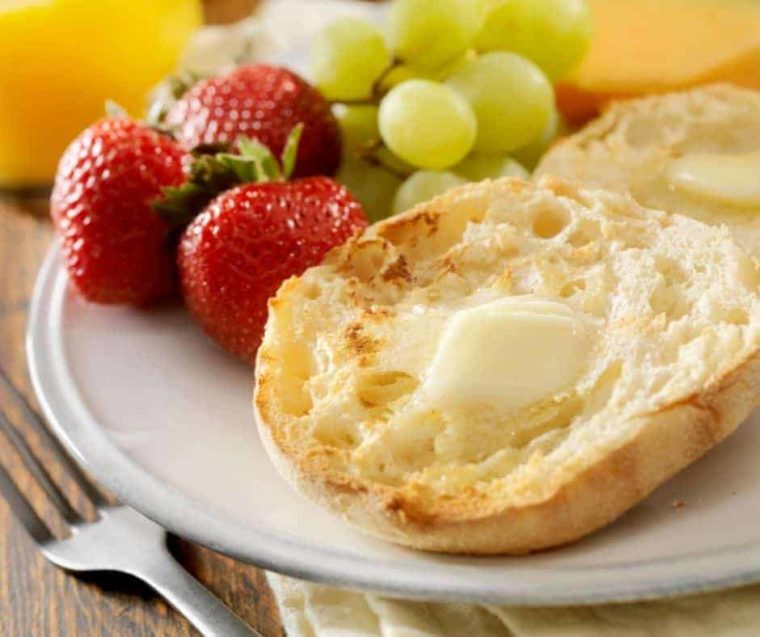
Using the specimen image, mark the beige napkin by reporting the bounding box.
[181,3,760,634]
[266,573,760,637]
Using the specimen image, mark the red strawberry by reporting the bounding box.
[165,64,341,178]
[174,132,367,364]
[51,118,187,305]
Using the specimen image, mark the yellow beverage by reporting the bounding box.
[0,0,202,188]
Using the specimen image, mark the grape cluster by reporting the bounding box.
[312,0,591,220]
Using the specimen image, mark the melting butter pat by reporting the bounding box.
[423,297,590,412]
[668,153,760,208]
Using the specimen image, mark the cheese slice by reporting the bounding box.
[557,0,760,123]
[669,153,760,209]
[423,297,590,413]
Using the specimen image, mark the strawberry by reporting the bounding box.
[51,118,187,305]
[170,128,367,364]
[165,64,341,178]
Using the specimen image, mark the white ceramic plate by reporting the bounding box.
[27,247,760,605]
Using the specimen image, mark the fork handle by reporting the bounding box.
[136,557,263,637]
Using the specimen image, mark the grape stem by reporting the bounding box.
[329,58,410,180]
[359,141,412,180]
[328,58,403,107]
[370,58,402,99]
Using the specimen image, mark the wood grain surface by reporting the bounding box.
[0,1,393,633]
[0,198,284,636]
[0,1,284,634]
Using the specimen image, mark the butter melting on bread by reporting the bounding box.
[255,177,760,554]
[538,84,760,256]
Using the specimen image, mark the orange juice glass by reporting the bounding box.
[0,0,202,190]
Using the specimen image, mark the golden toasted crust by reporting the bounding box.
[258,348,760,554]
[254,177,760,554]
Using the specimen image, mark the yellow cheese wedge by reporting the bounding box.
[422,297,590,413]
[668,153,760,208]
[557,0,760,123]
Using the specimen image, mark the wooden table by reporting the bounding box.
[0,198,283,635]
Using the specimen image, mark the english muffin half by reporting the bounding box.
[255,177,760,554]
[537,83,760,255]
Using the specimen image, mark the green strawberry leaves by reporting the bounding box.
[145,70,207,129]
[280,124,304,180]
[217,126,303,183]
[152,152,239,228]
[218,137,280,183]
[152,124,304,229]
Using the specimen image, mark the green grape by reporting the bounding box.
[335,105,380,154]
[379,80,477,170]
[454,155,529,182]
[394,170,467,214]
[337,158,402,222]
[475,0,592,80]
[447,52,553,154]
[388,0,485,70]
[311,18,391,100]
[512,103,564,170]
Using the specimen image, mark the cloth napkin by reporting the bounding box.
[266,573,760,637]
[181,2,760,634]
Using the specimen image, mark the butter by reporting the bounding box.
[668,153,760,208]
[423,297,589,412]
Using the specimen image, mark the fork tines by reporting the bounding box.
[0,463,54,543]
[0,367,109,540]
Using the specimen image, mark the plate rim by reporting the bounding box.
[27,245,760,605]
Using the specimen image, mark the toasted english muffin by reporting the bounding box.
[536,83,760,255]
[254,176,760,554]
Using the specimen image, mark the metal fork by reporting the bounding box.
[0,368,262,637]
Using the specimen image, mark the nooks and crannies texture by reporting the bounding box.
[255,176,760,554]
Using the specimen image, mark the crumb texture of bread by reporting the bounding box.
[537,83,760,256]
[255,176,760,554]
